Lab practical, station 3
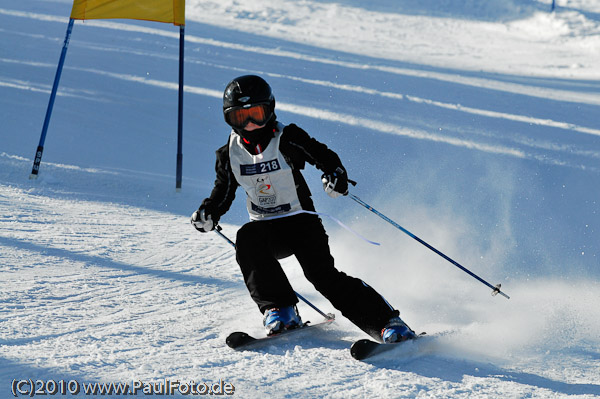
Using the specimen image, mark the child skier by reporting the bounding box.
[191,75,416,343]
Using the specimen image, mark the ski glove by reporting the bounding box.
[191,208,214,233]
[322,167,349,198]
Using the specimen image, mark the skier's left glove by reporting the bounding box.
[322,167,349,198]
[191,208,215,233]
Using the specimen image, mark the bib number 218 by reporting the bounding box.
[259,160,280,173]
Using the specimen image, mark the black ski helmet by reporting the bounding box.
[223,75,275,128]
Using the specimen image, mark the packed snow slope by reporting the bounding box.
[1,0,600,397]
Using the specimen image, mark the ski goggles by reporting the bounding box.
[224,104,271,129]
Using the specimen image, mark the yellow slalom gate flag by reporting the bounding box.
[71,0,185,26]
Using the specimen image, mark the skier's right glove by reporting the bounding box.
[322,167,349,198]
[191,207,215,233]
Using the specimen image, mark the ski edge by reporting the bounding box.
[226,316,336,350]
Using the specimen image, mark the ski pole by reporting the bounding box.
[292,292,334,321]
[347,193,510,299]
[214,225,236,247]
[213,225,335,319]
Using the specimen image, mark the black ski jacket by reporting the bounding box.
[201,123,346,223]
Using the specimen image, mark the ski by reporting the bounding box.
[226,314,335,350]
[350,332,426,361]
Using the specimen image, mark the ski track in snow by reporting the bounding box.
[2,7,600,174]
[2,155,599,397]
[1,0,600,397]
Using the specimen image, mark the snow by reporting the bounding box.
[1,0,599,397]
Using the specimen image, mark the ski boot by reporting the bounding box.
[381,316,417,343]
[263,306,302,336]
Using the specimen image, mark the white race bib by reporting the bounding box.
[229,124,303,220]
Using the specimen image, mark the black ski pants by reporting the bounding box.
[235,213,398,339]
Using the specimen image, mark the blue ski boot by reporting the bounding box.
[381,316,417,343]
[263,306,302,335]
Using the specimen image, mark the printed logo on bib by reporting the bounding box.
[254,175,277,206]
[240,159,281,176]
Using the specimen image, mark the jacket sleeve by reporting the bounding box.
[200,142,239,222]
[280,124,347,175]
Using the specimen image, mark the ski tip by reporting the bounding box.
[226,331,254,349]
[350,339,377,361]
[350,332,425,361]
